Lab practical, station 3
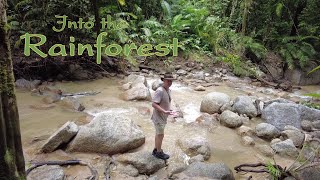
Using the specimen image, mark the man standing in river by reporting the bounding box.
[151,73,176,160]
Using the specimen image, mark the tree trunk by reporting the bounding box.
[91,0,100,36]
[0,0,26,179]
[290,0,307,36]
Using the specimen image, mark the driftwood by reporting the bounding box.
[61,91,101,97]
[26,160,98,180]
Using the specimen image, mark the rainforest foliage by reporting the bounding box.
[6,0,320,76]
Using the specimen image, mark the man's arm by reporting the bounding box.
[152,102,171,114]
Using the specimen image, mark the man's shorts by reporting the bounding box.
[153,122,166,135]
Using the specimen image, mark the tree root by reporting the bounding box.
[26,160,98,180]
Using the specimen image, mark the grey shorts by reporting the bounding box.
[153,122,166,134]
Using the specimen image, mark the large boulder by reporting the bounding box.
[255,123,280,140]
[262,102,301,131]
[255,144,275,157]
[27,165,65,180]
[67,113,145,154]
[200,92,230,114]
[177,136,211,160]
[271,139,299,158]
[262,102,320,130]
[176,162,235,180]
[293,166,320,180]
[125,74,148,87]
[232,96,258,117]
[16,79,41,90]
[115,151,166,175]
[41,121,78,153]
[122,83,151,101]
[151,79,163,91]
[284,61,320,85]
[220,110,243,128]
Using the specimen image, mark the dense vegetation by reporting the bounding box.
[6,0,320,77]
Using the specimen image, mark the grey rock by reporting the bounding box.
[193,71,205,80]
[255,144,275,157]
[61,97,85,111]
[189,154,205,164]
[116,164,139,177]
[27,165,65,180]
[299,105,320,122]
[261,102,301,131]
[177,69,187,76]
[237,126,254,137]
[167,162,187,177]
[67,113,145,154]
[42,94,61,104]
[180,162,235,180]
[122,82,132,91]
[255,123,280,140]
[151,79,163,91]
[200,92,230,114]
[194,113,219,130]
[194,85,206,91]
[41,121,78,153]
[220,110,243,128]
[233,96,258,117]
[177,136,211,160]
[271,138,282,145]
[125,74,148,87]
[312,120,320,129]
[115,151,166,175]
[293,166,320,180]
[16,79,41,90]
[241,136,255,146]
[281,130,305,148]
[122,83,151,101]
[271,139,299,158]
[301,120,312,131]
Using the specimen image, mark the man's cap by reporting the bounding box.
[160,73,176,81]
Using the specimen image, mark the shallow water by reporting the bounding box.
[18,77,314,179]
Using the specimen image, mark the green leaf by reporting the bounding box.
[117,0,126,6]
[276,3,283,17]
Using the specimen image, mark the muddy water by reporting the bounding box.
[18,77,309,179]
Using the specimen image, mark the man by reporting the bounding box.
[151,73,176,160]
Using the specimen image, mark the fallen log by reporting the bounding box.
[62,91,101,97]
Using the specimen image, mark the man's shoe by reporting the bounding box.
[152,149,169,160]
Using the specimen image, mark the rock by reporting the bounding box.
[73,70,90,80]
[219,110,243,128]
[122,82,132,91]
[281,130,305,148]
[241,136,255,146]
[175,65,182,70]
[42,94,61,104]
[61,96,85,111]
[299,105,320,122]
[194,85,206,91]
[177,136,211,160]
[125,74,148,87]
[193,71,205,80]
[263,52,284,81]
[271,139,299,158]
[29,104,55,110]
[171,101,184,118]
[151,79,163,91]
[255,123,280,140]
[293,166,320,180]
[232,96,258,118]
[220,101,234,112]
[177,69,187,76]
[116,164,139,177]
[263,99,294,108]
[271,138,282,145]
[189,154,205,164]
[237,126,254,137]
[27,165,65,180]
[200,92,230,114]
[115,151,166,175]
[167,162,187,177]
[255,144,275,157]
[312,120,320,129]
[261,102,301,131]
[122,83,151,101]
[310,131,320,139]
[41,122,78,153]
[194,113,218,130]
[178,162,235,180]
[67,113,145,154]
[284,61,320,85]
[16,79,41,90]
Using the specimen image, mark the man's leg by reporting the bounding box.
[155,134,164,151]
